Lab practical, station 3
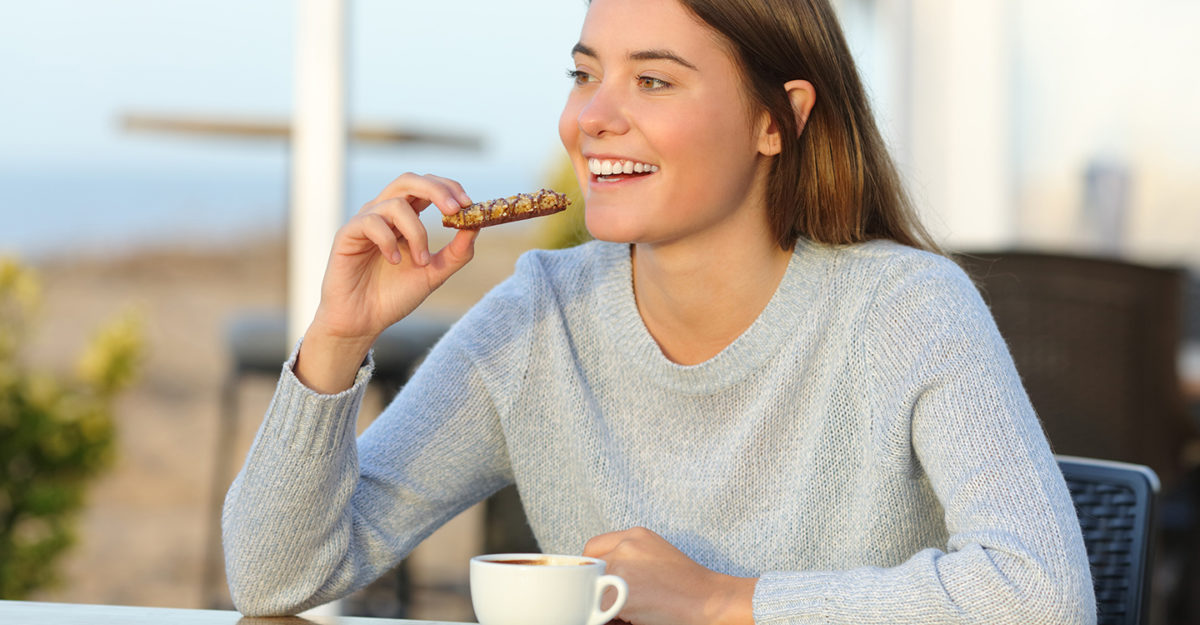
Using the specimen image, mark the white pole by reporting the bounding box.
[907,0,1015,250]
[289,0,347,349]
[291,4,348,616]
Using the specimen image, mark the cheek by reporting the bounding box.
[661,105,765,206]
[697,102,760,164]
[558,97,580,153]
[558,99,590,186]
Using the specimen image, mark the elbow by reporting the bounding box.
[226,567,298,617]
[1022,544,1097,625]
[963,574,1095,625]
[1008,562,1097,625]
[223,534,334,617]
[226,570,330,618]
[222,504,336,615]
[1026,579,1096,625]
[1057,568,1099,625]
[228,590,287,618]
[950,545,1096,625]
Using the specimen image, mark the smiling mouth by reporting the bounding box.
[588,158,658,182]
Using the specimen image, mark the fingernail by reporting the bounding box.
[392,251,403,264]
[420,251,431,265]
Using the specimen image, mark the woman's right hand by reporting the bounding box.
[295,173,479,393]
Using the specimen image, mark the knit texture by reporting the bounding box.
[223,239,1096,623]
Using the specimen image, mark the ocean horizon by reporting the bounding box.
[1,161,541,262]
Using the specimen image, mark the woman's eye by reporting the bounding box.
[566,69,595,86]
[636,75,671,91]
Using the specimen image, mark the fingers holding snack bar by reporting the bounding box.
[356,196,435,268]
[320,173,477,329]
[358,172,476,264]
[370,172,473,219]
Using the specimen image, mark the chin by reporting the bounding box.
[584,223,635,245]
[583,205,645,244]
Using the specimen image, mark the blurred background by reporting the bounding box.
[1,0,1197,623]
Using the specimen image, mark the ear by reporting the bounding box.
[756,79,817,156]
[784,79,816,133]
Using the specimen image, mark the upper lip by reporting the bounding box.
[584,152,647,161]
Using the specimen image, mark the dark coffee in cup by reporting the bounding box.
[490,558,587,566]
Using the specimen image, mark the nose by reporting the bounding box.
[576,82,630,138]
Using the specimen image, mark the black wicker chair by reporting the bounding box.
[1059,455,1159,625]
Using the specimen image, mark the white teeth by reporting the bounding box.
[587,158,658,176]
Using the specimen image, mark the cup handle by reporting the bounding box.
[589,574,629,625]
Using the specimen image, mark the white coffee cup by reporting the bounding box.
[469,553,628,625]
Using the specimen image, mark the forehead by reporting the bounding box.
[577,0,729,63]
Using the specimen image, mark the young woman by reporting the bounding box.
[223,0,1096,623]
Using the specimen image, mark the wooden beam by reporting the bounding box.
[120,112,483,151]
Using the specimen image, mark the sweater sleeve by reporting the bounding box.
[221,345,379,616]
[222,273,535,616]
[753,254,1096,625]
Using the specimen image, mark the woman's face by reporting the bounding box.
[558,0,775,247]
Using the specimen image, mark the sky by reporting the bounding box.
[2,0,1197,264]
[0,0,588,257]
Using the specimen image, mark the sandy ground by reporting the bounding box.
[20,225,542,619]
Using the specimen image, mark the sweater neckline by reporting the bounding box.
[597,241,829,394]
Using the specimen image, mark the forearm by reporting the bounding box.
[753,543,1093,625]
[222,355,373,615]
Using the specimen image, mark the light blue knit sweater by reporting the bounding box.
[223,239,1096,624]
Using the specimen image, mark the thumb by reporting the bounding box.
[427,229,479,285]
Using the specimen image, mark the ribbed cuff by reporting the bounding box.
[755,570,836,625]
[257,342,375,455]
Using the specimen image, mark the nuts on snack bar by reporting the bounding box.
[442,189,571,229]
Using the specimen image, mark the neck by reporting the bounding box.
[631,221,791,366]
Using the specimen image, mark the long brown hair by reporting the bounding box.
[679,0,941,254]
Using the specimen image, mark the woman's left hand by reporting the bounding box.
[582,527,756,625]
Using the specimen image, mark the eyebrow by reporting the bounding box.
[571,43,699,71]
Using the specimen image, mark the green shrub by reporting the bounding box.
[538,157,591,250]
[0,258,142,598]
